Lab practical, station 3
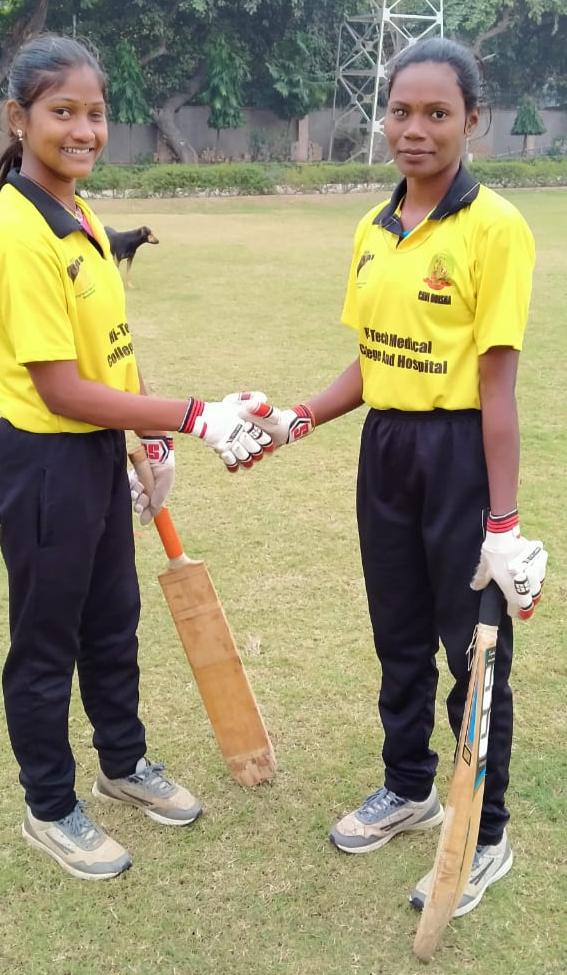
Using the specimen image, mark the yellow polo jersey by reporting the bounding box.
[342,166,535,411]
[0,172,140,433]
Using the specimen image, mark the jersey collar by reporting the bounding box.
[373,164,481,236]
[7,170,104,255]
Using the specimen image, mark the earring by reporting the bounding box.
[16,128,23,142]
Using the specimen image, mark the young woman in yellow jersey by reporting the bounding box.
[237,38,548,916]
[0,34,272,881]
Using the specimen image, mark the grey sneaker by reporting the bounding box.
[329,786,444,853]
[22,801,132,880]
[410,830,513,917]
[93,757,203,826]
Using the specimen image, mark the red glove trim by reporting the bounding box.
[178,398,205,435]
[487,509,519,534]
[141,435,174,463]
[293,404,316,427]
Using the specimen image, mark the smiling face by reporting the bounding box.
[384,60,479,185]
[9,64,107,199]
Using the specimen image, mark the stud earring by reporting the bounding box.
[16,128,23,142]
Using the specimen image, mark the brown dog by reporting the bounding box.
[104,225,159,288]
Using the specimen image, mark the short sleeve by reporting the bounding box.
[0,236,77,364]
[341,209,380,331]
[473,210,535,355]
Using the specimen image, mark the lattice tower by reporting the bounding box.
[330,0,444,163]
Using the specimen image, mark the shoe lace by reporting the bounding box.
[58,800,100,842]
[472,837,500,869]
[472,845,484,869]
[360,787,404,815]
[131,760,172,795]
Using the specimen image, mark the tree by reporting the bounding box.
[49,0,211,162]
[481,12,567,108]
[445,0,567,106]
[46,0,357,162]
[0,0,48,81]
[511,95,546,155]
[2,0,565,163]
[106,39,149,125]
[265,32,333,121]
[200,34,250,149]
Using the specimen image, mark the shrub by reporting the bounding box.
[78,159,567,198]
[469,158,567,187]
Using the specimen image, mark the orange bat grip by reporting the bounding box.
[128,446,185,560]
[153,508,184,561]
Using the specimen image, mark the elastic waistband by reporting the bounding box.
[0,418,121,439]
[369,408,481,422]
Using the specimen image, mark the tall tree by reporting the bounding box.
[2,0,565,161]
[265,32,333,121]
[200,34,250,148]
[445,0,567,106]
[47,0,211,161]
[0,0,48,81]
[106,39,149,125]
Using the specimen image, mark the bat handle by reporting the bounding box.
[128,446,194,566]
[479,580,502,628]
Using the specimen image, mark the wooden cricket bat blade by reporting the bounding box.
[413,582,501,962]
[128,445,276,788]
[159,559,276,787]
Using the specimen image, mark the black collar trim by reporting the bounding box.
[7,171,103,256]
[372,165,481,236]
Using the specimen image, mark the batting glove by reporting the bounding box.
[225,392,316,448]
[128,468,152,525]
[178,398,273,472]
[139,435,175,522]
[471,510,548,619]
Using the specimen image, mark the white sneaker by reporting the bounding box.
[329,785,444,854]
[23,801,132,880]
[410,830,513,917]
[93,757,202,826]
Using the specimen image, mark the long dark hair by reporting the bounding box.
[387,37,484,115]
[0,34,107,187]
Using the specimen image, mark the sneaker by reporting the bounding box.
[93,757,203,826]
[409,830,513,917]
[22,801,132,880]
[329,785,444,853]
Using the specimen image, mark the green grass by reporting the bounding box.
[0,191,566,975]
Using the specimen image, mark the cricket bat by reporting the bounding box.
[413,580,502,963]
[129,446,277,788]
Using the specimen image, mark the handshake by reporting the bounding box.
[181,391,316,472]
[129,391,315,524]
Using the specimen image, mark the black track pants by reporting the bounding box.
[0,422,146,821]
[357,408,513,845]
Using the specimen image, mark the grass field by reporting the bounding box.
[0,190,565,975]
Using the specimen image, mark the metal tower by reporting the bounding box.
[330,1,444,164]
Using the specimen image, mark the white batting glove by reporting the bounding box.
[471,510,548,619]
[222,391,268,407]
[139,435,175,522]
[225,391,316,448]
[178,397,273,472]
[128,469,152,525]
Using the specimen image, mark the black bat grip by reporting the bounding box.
[479,580,503,628]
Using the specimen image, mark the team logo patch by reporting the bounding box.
[66,255,84,282]
[357,251,375,277]
[423,252,453,291]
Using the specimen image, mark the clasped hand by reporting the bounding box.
[129,390,312,525]
[179,395,274,472]
[225,391,316,447]
[471,512,548,619]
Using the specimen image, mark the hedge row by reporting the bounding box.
[79,159,567,198]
